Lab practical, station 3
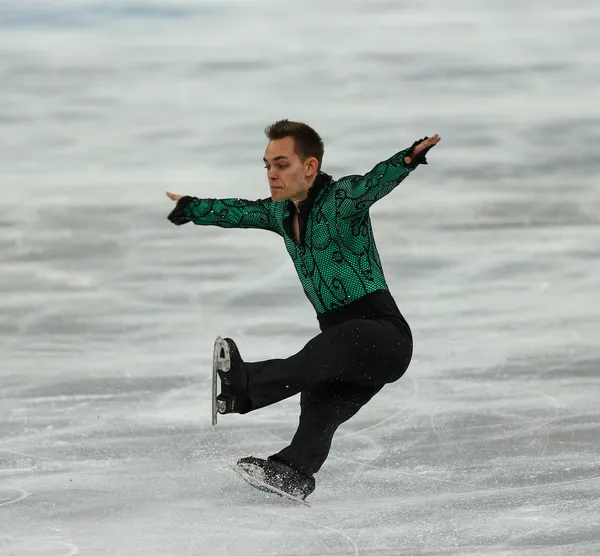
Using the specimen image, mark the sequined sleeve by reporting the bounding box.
[167,196,283,236]
[338,148,416,214]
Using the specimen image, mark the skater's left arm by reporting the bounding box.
[340,135,440,211]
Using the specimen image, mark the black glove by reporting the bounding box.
[407,137,432,168]
[167,196,194,225]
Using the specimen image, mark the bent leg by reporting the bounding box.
[269,381,384,476]
[243,318,412,411]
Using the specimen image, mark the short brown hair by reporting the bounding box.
[265,119,324,170]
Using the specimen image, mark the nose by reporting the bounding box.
[268,168,278,181]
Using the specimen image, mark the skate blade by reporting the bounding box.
[212,335,228,426]
[230,464,311,507]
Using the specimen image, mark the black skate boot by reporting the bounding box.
[235,456,315,503]
[213,336,250,419]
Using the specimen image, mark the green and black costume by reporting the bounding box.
[168,141,429,477]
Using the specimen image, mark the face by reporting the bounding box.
[263,136,318,202]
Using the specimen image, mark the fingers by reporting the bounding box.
[166,191,183,201]
[422,134,440,146]
[419,134,441,151]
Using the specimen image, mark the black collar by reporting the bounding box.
[294,171,333,214]
[283,171,333,245]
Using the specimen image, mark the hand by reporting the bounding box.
[404,134,441,165]
[166,191,184,202]
[413,134,440,157]
[166,191,191,225]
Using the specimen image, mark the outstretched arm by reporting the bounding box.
[341,134,440,211]
[166,192,282,235]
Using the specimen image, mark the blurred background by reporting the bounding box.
[1,1,599,555]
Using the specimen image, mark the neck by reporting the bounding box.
[291,173,318,207]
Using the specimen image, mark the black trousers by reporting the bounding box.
[241,291,413,476]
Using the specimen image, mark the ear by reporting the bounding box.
[305,157,319,177]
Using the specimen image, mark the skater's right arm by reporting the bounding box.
[166,192,283,235]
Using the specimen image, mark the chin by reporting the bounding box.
[270,189,289,202]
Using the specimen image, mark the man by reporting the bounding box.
[167,120,440,501]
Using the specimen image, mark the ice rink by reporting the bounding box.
[1,1,600,554]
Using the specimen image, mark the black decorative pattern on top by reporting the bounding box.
[183,197,282,235]
[177,146,417,314]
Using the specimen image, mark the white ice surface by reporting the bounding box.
[1,1,600,554]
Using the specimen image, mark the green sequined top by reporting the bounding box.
[174,147,417,315]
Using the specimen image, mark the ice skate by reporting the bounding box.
[232,456,315,505]
[212,336,248,425]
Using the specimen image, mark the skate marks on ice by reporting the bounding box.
[425,350,593,460]
[0,487,30,508]
[421,353,598,489]
[0,540,80,556]
[269,513,359,556]
[428,383,563,463]
[319,459,600,554]
[221,467,360,556]
[257,351,600,551]
[261,425,488,499]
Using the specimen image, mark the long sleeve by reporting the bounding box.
[337,147,416,214]
[168,196,283,236]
